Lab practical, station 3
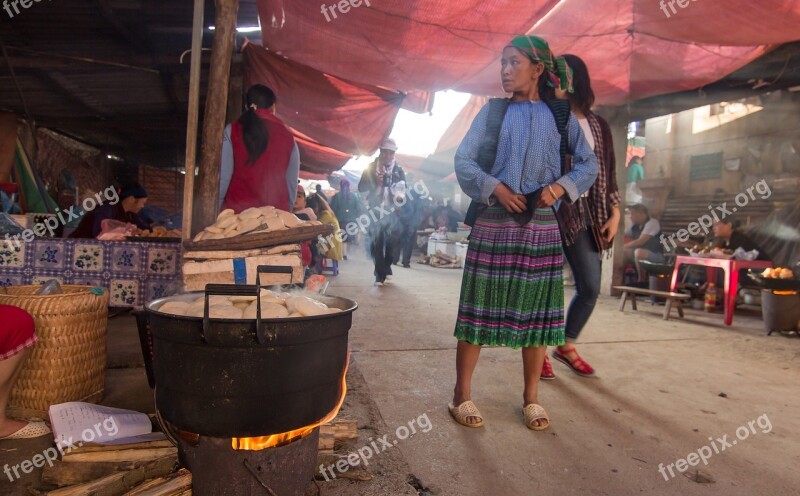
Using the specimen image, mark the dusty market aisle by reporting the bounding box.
[329,251,800,496]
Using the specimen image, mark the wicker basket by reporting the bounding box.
[0,285,109,419]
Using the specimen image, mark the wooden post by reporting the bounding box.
[193,0,239,234]
[227,53,244,124]
[180,0,205,243]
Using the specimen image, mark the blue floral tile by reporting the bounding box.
[73,244,104,272]
[110,279,139,306]
[0,276,23,287]
[147,249,178,275]
[147,282,170,302]
[112,246,140,272]
[34,242,65,269]
[0,241,25,268]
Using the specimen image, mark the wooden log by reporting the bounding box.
[42,454,176,488]
[65,440,174,454]
[45,456,177,496]
[193,0,240,233]
[62,447,177,464]
[122,468,192,496]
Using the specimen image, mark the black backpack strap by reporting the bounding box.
[543,98,571,175]
[463,98,509,227]
[476,98,510,173]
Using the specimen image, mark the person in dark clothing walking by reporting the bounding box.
[358,138,406,285]
[393,185,424,268]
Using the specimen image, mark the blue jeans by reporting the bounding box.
[562,228,602,341]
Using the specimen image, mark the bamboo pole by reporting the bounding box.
[180,0,205,243]
[193,0,239,234]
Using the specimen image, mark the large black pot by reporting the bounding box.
[146,282,356,438]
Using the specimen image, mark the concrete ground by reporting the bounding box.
[2,247,799,495]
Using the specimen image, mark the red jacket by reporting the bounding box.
[222,110,295,213]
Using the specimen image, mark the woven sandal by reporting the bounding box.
[522,403,550,431]
[448,400,485,428]
[552,346,595,377]
[540,355,556,380]
[0,421,51,440]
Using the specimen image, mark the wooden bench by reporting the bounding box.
[614,286,691,321]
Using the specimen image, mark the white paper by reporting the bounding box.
[48,402,152,447]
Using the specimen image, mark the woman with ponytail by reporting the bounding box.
[219,85,300,213]
[540,54,622,380]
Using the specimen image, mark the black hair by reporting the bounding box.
[239,85,277,164]
[306,194,332,215]
[630,204,649,216]
[538,73,556,101]
[561,54,595,115]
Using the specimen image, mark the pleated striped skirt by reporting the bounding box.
[454,206,565,349]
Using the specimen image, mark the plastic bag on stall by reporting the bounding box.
[733,247,759,261]
[97,219,139,241]
[0,213,24,238]
[36,279,63,295]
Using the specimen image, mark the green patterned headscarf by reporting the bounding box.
[508,35,573,93]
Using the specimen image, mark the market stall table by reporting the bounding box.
[669,255,772,326]
[0,238,181,307]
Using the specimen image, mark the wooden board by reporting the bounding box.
[125,237,182,244]
[61,447,177,464]
[183,244,301,260]
[613,286,691,298]
[183,224,332,252]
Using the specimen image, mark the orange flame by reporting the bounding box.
[231,352,350,451]
[772,290,798,296]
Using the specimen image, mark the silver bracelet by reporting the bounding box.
[547,184,559,199]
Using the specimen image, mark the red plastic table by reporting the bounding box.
[669,256,772,326]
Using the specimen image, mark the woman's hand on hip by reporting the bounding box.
[492,183,526,214]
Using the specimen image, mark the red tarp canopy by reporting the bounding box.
[243,43,411,172]
[252,0,800,174]
[257,0,800,105]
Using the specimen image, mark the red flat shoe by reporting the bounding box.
[552,346,595,377]
[540,355,556,380]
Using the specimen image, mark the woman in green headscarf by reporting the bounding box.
[449,35,598,431]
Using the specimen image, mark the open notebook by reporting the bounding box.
[49,402,162,447]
